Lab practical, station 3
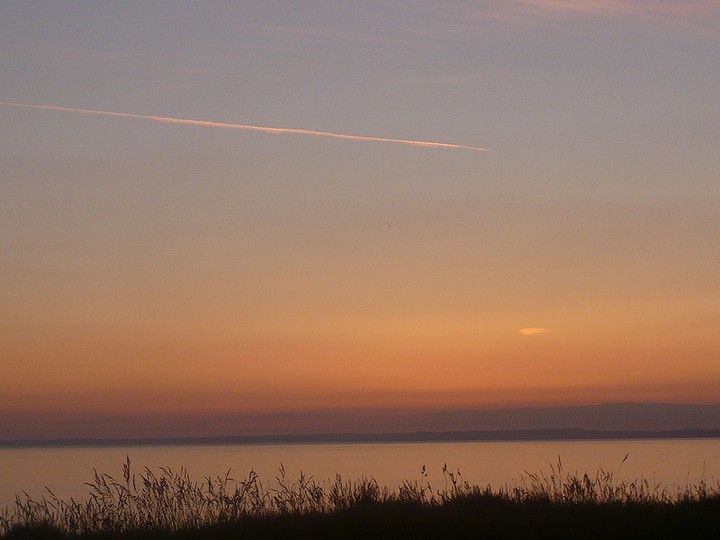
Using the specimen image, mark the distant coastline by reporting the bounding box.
[2,427,719,448]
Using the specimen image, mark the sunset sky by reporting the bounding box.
[2,1,719,439]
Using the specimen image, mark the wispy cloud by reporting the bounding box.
[519,327,549,336]
[516,0,720,31]
[510,0,631,16]
[253,23,419,51]
[419,0,719,37]
[0,101,490,152]
[513,0,717,16]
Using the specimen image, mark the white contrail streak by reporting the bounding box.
[0,101,490,152]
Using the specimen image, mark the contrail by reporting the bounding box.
[0,101,490,152]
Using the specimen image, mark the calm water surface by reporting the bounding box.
[1,439,718,508]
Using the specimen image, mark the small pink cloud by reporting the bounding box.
[519,327,549,336]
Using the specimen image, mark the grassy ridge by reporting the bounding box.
[2,458,718,539]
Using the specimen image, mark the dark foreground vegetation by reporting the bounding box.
[2,458,718,539]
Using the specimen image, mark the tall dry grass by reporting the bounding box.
[1,456,718,536]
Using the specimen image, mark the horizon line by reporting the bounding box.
[2,427,719,448]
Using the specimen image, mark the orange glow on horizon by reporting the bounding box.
[3,307,718,416]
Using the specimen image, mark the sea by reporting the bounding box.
[1,439,718,509]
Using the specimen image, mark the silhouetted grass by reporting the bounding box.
[2,457,718,539]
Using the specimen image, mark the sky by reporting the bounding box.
[1,1,719,439]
